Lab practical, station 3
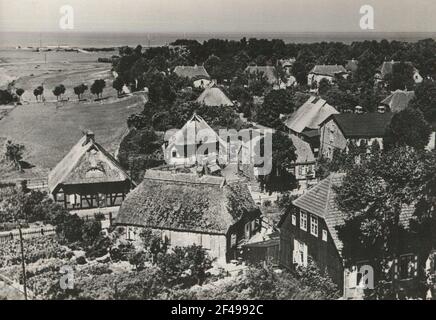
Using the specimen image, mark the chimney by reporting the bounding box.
[377,105,386,114]
[354,106,363,114]
[85,130,95,144]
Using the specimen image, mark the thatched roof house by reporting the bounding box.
[48,131,132,210]
[115,169,261,261]
[196,87,234,107]
[174,65,210,80]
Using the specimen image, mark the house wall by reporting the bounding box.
[319,119,347,159]
[53,181,130,210]
[125,226,228,263]
[226,211,262,261]
[279,211,344,290]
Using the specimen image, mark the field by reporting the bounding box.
[0,49,146,181]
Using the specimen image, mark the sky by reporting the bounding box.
[0,0,435,34]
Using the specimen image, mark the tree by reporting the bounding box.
[254,132,298,194]
[74,83,88,100]
[112,77,124,97]
[318,78,331,95]
[52,84,66,101]
[384,108,432,150]
[33,86,44,102]
[386,62,415,91]
[156,245,213,288]
[256,89,295,130]
[410,79,436,124]
[335,147,436,299]
[15,88,24,104]
[91,79,106,99]
[4,140,25,171]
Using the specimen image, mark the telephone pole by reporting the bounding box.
[18,224,28,300]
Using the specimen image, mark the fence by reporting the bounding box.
[0,226,56,244]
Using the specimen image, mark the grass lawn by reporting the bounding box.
[0,94,146,181]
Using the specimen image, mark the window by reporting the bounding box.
[172,150,177,157]
[230,234,237,247]
[310,216,318,237]
[322,229,328,242]
[399,254,417,280]
[291,214,296,226]
[300,211,307,231]
[245,222,251,239]
[293,239,308,267]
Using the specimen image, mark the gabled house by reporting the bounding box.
[307,64,348,86]
[163,113,228,170]
[380,89,415,113]
[319,112,394,159]
[375,61,423,84]
[278,173,428,299]
[283,96,339,155]
[115,169,262,262]
[48,131,132,211]
[196,87,234,107]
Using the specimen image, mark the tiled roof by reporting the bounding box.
[174,65,210,80]
[284,96,339,133]
[309,65,347,77]
[381,90,415,113]
[325,112,394,138]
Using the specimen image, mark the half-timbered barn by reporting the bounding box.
[48,131,132,211]
[115,169,261,262]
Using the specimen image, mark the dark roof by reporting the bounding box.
[309,65,347,77]
[173,65,210,80]
[381,90,415,113]
[324,112,394,138]
[115,170,259,234]
[292,173,414,254]
[48,134,131,193]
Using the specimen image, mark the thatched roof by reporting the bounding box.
[381,90,415,113]
[196,87,234,107]
[309,65,347,77]
[48,133,131,193]
[284,96,339,133]
[115,170,259,234]
[174,65,210,80]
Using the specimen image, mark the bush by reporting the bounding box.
[156,245,214,288]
